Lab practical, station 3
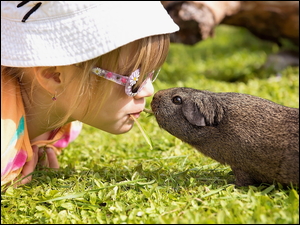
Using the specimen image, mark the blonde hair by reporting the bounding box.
[2,34,170,130]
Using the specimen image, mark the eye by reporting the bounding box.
[172,96,182,105]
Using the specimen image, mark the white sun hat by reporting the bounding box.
[1,1,179,67]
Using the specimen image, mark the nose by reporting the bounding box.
[134,79,154,99]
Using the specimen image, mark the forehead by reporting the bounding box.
[117,41,140,71]
[118,36,168,75]
[96,35,168,80]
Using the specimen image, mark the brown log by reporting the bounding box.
[222,1,299,47]
[162,1,299,46]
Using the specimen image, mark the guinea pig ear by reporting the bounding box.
[182,102,206,126]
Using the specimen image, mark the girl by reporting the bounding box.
[1,1,179,187]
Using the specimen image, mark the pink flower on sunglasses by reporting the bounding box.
[106,72,113,78]
[121,77,127,84]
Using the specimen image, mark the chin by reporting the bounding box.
[106,124,134,135]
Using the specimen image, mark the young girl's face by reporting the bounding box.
[57,36,168,134]
[69,74,154,134]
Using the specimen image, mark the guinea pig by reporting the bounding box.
[150,87,299,187]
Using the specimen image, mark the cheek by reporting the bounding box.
[90,82,132,114]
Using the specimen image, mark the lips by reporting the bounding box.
[130,111,142,119]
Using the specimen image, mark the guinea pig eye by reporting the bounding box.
[172,96,182,105]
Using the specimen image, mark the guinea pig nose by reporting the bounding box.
[172,96,182,105]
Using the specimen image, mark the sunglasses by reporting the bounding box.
[91,67,160,97]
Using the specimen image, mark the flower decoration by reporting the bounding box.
[128,69,140,86]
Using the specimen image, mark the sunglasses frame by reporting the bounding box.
[91,67,160,96]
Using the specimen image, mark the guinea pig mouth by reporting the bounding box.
[150,100,160,113]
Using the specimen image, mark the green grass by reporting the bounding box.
[1,25,299,224]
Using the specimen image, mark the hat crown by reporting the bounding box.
[1,1,179,67]
[2,1,103,22]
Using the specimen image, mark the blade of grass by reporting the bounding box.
[40,178,149,202]
[143,108,153,114]
[130,115,153,149]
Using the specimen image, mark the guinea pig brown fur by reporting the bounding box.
[151,87,299,187]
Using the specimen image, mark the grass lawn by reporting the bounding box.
[1,25,299,224]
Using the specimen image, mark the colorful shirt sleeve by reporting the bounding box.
[1,75,32,186]
[1,75,82,186]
